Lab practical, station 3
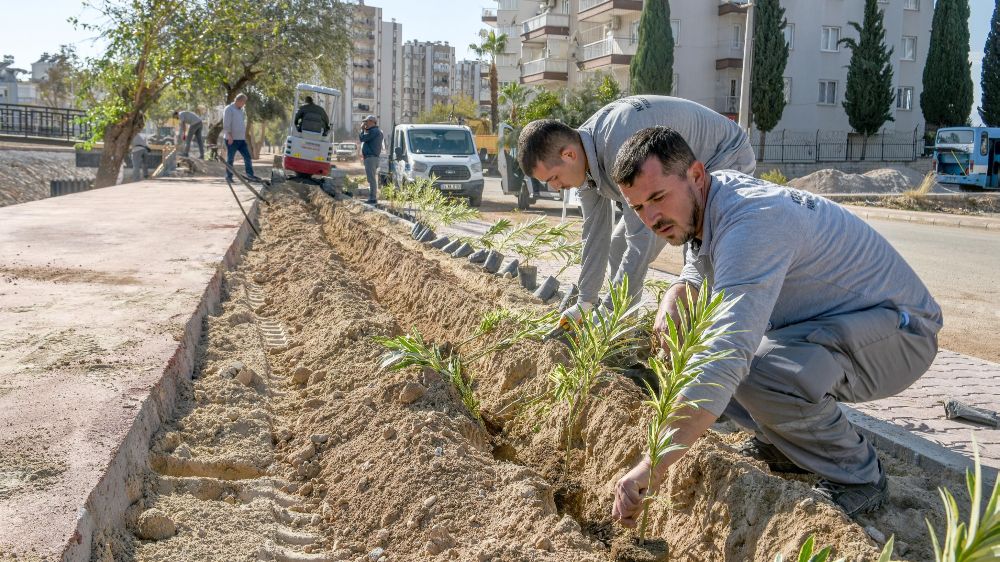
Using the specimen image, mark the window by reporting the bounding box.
[783,77,792,103]
[671,74,679,96]
[783,23,795,50]
[671,19,680,45]
[732,24,743,49]
[902,36,916,61]
[904,0,919,10]
[821,26,840,52]
[818,80,837,105]
[630,20,640,43]
[896,86,913,110]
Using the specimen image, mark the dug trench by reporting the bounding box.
[95,183,967,561]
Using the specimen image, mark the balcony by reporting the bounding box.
[719,0,750,16]
[715,57,742,70]
[579,33,637,69]
[716,95,740,116]
[578,0,643,23]
[497,0,519,11]
[521,12,570,43]
[354,90,375,100]
[520,58,569,84]
[482,8,497,24]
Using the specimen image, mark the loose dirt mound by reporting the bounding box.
[96,184,966,561]
[788,168,921,194]
[0,150,96,207]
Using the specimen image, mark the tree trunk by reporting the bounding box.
[95,114,144,188]
[759,130,767,162]
[490,62,499,133]
[861,134,868,161]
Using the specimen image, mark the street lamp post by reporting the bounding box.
[738,1,755,133]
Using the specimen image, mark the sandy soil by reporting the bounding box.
[93,184,971,561]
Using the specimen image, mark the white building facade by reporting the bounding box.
[481,0,933,135]
[340,1,402,138]
[400,41,456,123]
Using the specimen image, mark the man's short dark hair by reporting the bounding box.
[612,127,697,187]
[172,110,179,118]
[305,96,314,104]
[516,119,579,175]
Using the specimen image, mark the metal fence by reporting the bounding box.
[0,103,91,141]
[50,179,95,197]
[749,128,924,163]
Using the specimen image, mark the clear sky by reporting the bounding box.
[0,0,992,124]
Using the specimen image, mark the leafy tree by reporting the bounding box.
[36,46,83,109]
[840,0,895,158]
[75,0,209,188]
[629,0,673,95]
[469,30,508,132]
[415,93,480,124]
[197,0,351,146]
[498,82,530,125]
[921,0,974,129]
[750,0,788,156]
[980,0,1000,126]
[519,90,563,128]
[562,72,624,127]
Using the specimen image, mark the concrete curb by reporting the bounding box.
[844,405,998,489]
[62,192,261,562]
[839,204,1000,232]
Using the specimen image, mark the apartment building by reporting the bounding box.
[454,60,491,111]
[339,2,402,137]
[400,41,456,123]
[481,0,933,133]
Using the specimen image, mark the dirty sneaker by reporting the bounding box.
[813,470,888,518]
[738,437,810,474]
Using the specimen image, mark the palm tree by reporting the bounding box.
[469,30,508,133]
[498,82,531,126]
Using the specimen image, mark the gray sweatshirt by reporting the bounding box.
[576,96,756,305]
[177,110,202,135]
[223,103,247,141]
[676,171,943,416]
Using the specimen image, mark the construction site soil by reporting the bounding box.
[87,184,967,561]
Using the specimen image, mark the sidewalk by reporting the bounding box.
[0,178,258,561]
[432,214,1000,483]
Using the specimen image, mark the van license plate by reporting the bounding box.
[440,183,463,191]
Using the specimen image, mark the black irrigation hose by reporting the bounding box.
[214,153,271,205]
[225,175,262,240]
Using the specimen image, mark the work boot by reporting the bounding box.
[738,437,810,474]
[813,468,889,518]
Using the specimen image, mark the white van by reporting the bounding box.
[384,124,485,206]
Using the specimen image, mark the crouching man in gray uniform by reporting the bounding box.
[610,127,941,522]
[517,96,755,325]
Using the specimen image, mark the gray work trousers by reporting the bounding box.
[183,122,204,159]
[363,156,379,202]
[723,306,938,484]
[603,206,668,308]
[130,147,149,183]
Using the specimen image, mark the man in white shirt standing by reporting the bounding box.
[222,93,259,182]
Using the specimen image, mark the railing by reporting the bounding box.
[749,129,924,162]
[579,0,611,11]
[522,12,570,35]
[522,58,568,77]
[353,90,375,99]
[717,96,740,114]
[0,103,91,141]
[581,35,638,60]
[482,8,496,19]
[497,0,519,11]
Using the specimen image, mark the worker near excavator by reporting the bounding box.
[608,126,941,522]
[294,96,330,136]
[517,96,756,329]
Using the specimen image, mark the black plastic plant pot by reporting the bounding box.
[429,236,451,249]
[468,249,488,264]
[498,258,519,278]
[482,250,504,274]
[518,265,538,290]
[532,275,560,301]
[417,227,436,243]
[410,222,423,239]
[558,283,580,312]
[451,242,474,259]
[441,239,462,254]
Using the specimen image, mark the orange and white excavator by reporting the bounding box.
[282,83,340,178]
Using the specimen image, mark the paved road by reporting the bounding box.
[474,177,1000,362]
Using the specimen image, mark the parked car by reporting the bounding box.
[335,142,358,161]
[381,124,485,206]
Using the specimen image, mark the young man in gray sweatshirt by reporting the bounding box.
[518,96,755,326]
[609,127,941,523]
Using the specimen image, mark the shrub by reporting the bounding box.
[760,168,789,185]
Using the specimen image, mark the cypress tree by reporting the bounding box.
[921,0,974,128]
[980,0,1000,126]
[750,0,789,156]
[629,0,673,95]
[840,0,895,158]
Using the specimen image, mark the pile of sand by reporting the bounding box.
[788,166,928,194]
